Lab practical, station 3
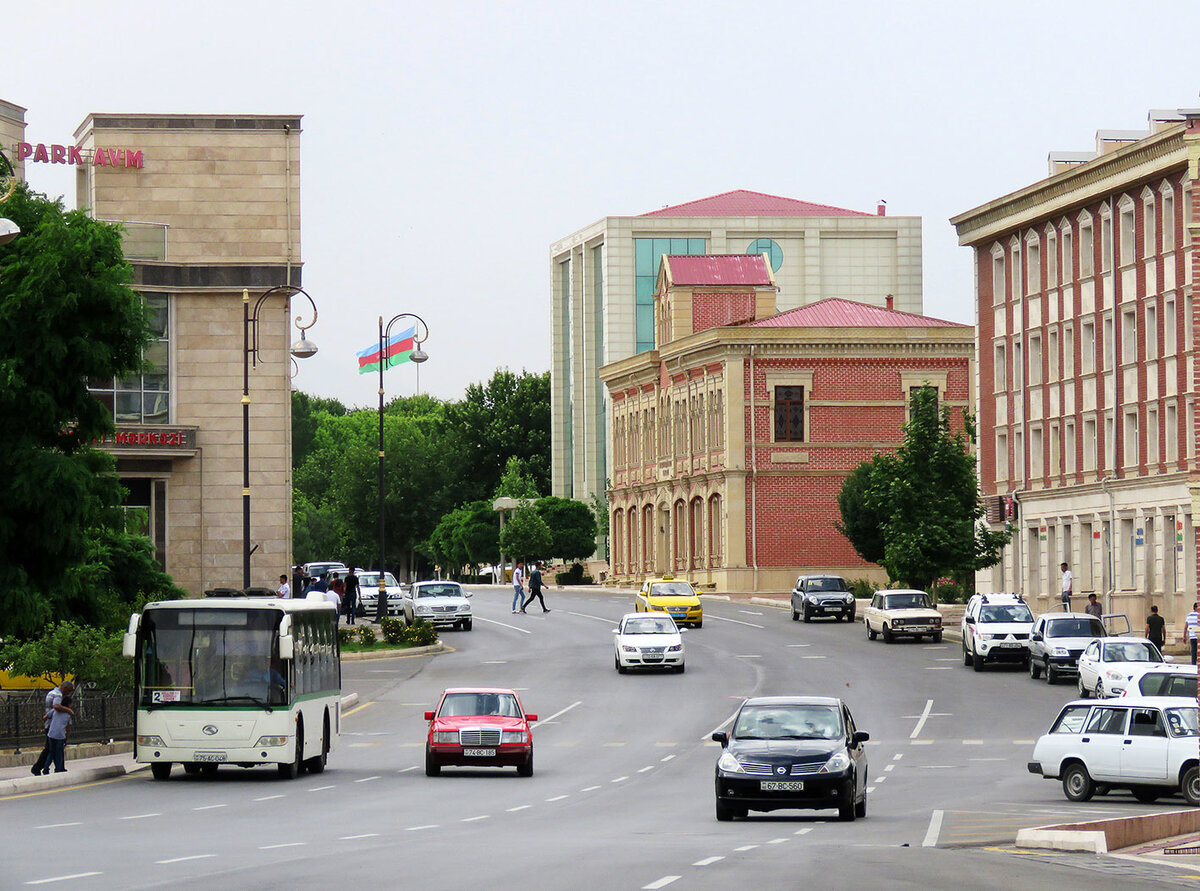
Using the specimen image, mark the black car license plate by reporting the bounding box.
[760,780,803,791]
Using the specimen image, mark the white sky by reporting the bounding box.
[7,1,1199,408]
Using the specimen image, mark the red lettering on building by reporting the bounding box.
[126,150,143,169]
[32,144,48,163]
[68,145,83,165]
[50,144,66,164]
[16,142,31,162]
[17,142,145,168]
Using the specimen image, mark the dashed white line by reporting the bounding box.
[739,610,764,616]
[506,805,531,812]
[482,660,507,664]
[398,766,418,773]
[308,785,335,792]
[405,825,438,831]
[156,855,215,864]
[120,813,161,821]
[193,804,226,811]
[339,833,379,840]
[461,815,489,822]
[735,654,762,659]
[34,822,81,830]
[892,753,904,761]
[874,775,888,782]
[637,766,654,773]
[1013,739,1035,745]
[546,795,568,802]
[800,655,827,659]
[612,776,629,783]
[910,739,934,746]
[924,667,954,670]
[660,754,676,763]
[733,844,758,852]
[581,785,601,792]
[923,809,944,847]
[767,838,788,844]
[785,643,811,648]
[254,794,285,801]
[866,786,876,793]
[883,764,895,772]
[693,856,725,866]
[25,873,103,885]
[354,776,381,783]
[963,739,983,745]
[643,878,681,890]
[260,842,306,850]
[794,827,812,836]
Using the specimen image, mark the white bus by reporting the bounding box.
[124,595,340,780]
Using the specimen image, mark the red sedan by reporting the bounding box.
[425,687,537,777]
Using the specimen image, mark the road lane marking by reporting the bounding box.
[794,828,812,835]
[924,667,953,670]
[739,610,764,616]
[25,873,103,885]
[909,700,934,739]
[768,838,788,844]
[969,758,1008,762]
[534,700,582,726]
[786,644,811,648]
[884,764,895,772]
[874,775,888,782]
[341,701,375,718]
[260,842,306,850]
[482,660,507,664]
[546,795,568,802]
[156,855,215,864]
[654,742,678,747]
[866,786,876,793]
[963,739,983,745]
[120,813,161,820]
[800,655,827,659]
[398,766,418,773]
[733,845,758,852]
[193,804,226,811]
[340,834,379,840]
[35,823,82,829]
[566,611,618,624]
[910,739,933,745]
[892,754,903,761]
[735,654,762,658]
[612,776,629,783]
[506,805,531,812]
[355,776,381,783]
[661,754,676,762]
[693,856,724,866]
[581,786,601,792]
[604,742,627,747]
[476,617,530,634]
[643,878,680,890]
[923,810,943,847]
[935,658,960,662]
[308,785,335,792]
[638,766,654,773]
[1012,739,1035,745]
[703,706,742,740]
[704,614,764,629]
[405,825,438,831]
[254,795,285,801]
[461,815,489,822]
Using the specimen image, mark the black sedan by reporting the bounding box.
[712,695,869,821]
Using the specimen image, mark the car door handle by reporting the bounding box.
[1123,739,1133,745]
[1081,737,1090,743]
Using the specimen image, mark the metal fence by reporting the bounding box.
[0,692,134,751]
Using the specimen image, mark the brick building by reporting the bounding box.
[601,254,972,592]
[951,108,1200,628]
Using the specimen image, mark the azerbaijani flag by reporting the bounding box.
[357,326,417,374]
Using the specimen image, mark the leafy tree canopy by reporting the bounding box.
[449,369,551,497]
[499,506,551,564]
[535,496,597,562]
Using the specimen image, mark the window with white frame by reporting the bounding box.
[1104,413,1115,470]
[1146,303,1158,359]
[1084,417,1097,470]
[1143,190,1156,257]
[1062,225,1074,282]
[1031,426,1044,479]
[1123,409,1138,466]
[1121,309,1137,364]
[1185,183,1193,248]
[1012,242,1023,297]
[1014,340,1023,388]
[1189,402,1196,460]
[1163,188,1176,253]
[991,247,1005,304]
[1081,320,1095,374]
[1165,296,1177,355]
[1027,237,1041,293]
[1103,314,1114,370]
[1065,419,1076,474]
[1080,216,1094,277]
[995,431,1008,480]
[1064,324,1074,376]
[1048,327,1060,380]
[1166,402,1178,463]
[1100,209,1113,273]
[1047,228,1058,288]
[993,342,1006,392]
[1147,405,1159,466]
[1050,422,1061,477]
[1014,429,1025,481]
[1119,200,1135,267]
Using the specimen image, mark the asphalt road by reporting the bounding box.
[2,587,1197,890]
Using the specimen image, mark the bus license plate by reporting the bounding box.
[760,780,803,791]
[194,752,227,762]
[463,748,495,757]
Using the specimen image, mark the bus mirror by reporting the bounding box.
[122,613,140,658]
[279,634,294,660]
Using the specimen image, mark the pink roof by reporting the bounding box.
[747,298,969,329]
[665,254,772,286]
[640,189,870,218]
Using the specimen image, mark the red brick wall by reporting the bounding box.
[692,291,755,333]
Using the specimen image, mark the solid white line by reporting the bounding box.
[461,815,489,822]
[733,844,758,852]
[506,805,531,812]
[120,813,161,820]
[704,614,763,629]
[566,610,619,624]
[534,700,582,727]
[546,795,568,802]
[405,825,438,831]
[156,855,215,864]
[193,804,226,811]
[693,856,725,866]
[354,776,381,783]
[260,842,306,850]
[476,616,531,634]
[254,794,285,801]
[581,785,601,792]
[34,823,82,830]
[739,610,764,616]
[25,873,103,885]
[339,833,379,840]
[922,809,944,847]
[643,878,681,890]
[909,699,934,739]
[638,766,654,773]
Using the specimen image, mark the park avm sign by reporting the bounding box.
[15,141,143,168]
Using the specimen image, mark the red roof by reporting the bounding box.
[665,254,773,287]
[747,298,969,329]
[640,189,869,218]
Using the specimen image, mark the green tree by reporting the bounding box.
[495,456,539,499]
[0,621,130,692]
[0,183,151,636]
[449,370,551,497]
[535,496,597,561]
[499,506,551,563]
[291,391,347,470]
[835,454,894,566]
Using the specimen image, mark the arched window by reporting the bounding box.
[708,494,723,565]
[673,499,687,571]
[690,497,704,569]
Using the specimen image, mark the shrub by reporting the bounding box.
[380,617,407,645]
[337,627,355,647]
[356,625,377,647]
[556,562,585,586]
[847,579,877,599]
[933,580,969,604]
[581,574,594,585]
[402,618,439,647]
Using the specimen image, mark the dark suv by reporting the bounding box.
[790,575,856,623]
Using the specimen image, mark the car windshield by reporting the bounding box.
[1103,641,1160,663]
[1138,674,1198,698]
[733,705,843,741]
[650,583,695,597]
[438,692,522,718]
[1165,707,1199,737]
[884,593,929,610]
[805,578,848,592]
[416,584,463,599]
[622,617,677,634]
[1046,618,1106,638]
[358,572,399,587]
[979,604,1033,623]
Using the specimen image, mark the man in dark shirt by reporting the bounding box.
[1146,604,1166,650]
[1084,594,1103,620]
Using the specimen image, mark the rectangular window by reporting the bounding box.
[1163,193,1176,252]
[1105,413,1115,470]
[995,431,1008,480]
[1081,220,1094,277]
[1048,328,1060,380]
[1166,403,1178,463]
[1065,419,1076,474]
[1027,241,1041,293]
[1014,430,1024,482]
[1103,315,1114,370]
[1119,206,1135,266]
[1147,406,1159,466]
[1165,297,1177,355]
[1031,426,1044,479]
[1062,228,1074,282]
[1050,423,1061,476]
[1047,231,1058,288]
[1064,324,1074,377]
[992,253,1005,304]
[1101,214,1113,272]
[993,343,1006,392]
[1146,304,1158,360]
[88,293,170,424]
[1028,333,1043,386]
[1084,417,1097,470]
[773,386,805,442]
[1081,321,1095,374]
[1144,197,1156,256]
[1124,409,1138,466]
[1014,341,1023,388]
[1121,310,1137,364]
[1012,248,1022,299]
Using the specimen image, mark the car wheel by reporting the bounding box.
[1132,786,1161,803]
[616,657,627,675]
[424,750,441,777]
[791,606,799,621]
[1029,658,1042,680]
[1183,766,1200,806]
[517,751,533,778]
[848,611,856,623]
[462,619,473,632]
[1045,663,1058,685]
[150,763,172,781]
[963,643,972,666]
[932,632,942,643]
[1077,677,1090,698]
[676,663,685,674]
[1094,680,1105,699]
[866,620,877,641]
[694,620,702,629]
[803,609,811,623]
[1062,762,1095,802]
[972,651,984,672]
[278,723,304,780]
[305,719,329,775]
[854,794,867,818]
[882,624,893,644]
[715,798,736,822]
[200,764,218,777]
[838,777,857,822]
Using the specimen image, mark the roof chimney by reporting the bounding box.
[877,200,887,216]
[885,294,894,310]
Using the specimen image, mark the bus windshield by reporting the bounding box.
[138,608,287,708]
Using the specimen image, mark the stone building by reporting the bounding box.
[601,254,972,592]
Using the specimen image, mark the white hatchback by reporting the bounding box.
[1077,637,1171,699]
[613,612,685,673]
[1028,696,1200,805]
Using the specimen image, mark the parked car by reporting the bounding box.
[712,695,869,821]
[1120,664,1198,699]
[410,581,472,630]
[1027,696,1200,805]
[791,575,856,623]
[635,575,702,628]
[1027,613,1107,684]
[356,571,409,619]
[613,612,685,673]
[424,687,536,776]
[1076,637,1171,699]
[863,589,942,643]
[302,561,349,586]
[961,593,1034,671]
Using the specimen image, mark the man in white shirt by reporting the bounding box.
[277,574,291,599]
[1060,562,1073,611]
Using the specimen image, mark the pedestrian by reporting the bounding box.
[326,573,343,617]
[521,562,549,614]
[344,569,359,625]
[512,561,526,614]
[1059,562,1073,611]
[277,574,291,599]
[292,565,304,597]
[307,572,329,596]
[1186,602,1200,665]
[45,694,74,773]
[31,680,74,776]
[1146,604,1166,651]
[1084,593,1103,620]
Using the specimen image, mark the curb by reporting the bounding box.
[0,764,129,797]
[0,740,134,770]
[1015,828,1109,853]
[340,643,445,662]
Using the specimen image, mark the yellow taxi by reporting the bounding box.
[636,575,703,628]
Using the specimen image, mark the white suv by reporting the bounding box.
[961,593,1034,672]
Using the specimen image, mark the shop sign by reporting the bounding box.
[15,142,143,168]
[98,427,197,450]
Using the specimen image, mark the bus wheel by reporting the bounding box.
[183,763,201,776]
[279,724,303,779]
[306,717,329,775]
[151,763,172,780]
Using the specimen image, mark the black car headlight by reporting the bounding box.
[819,752,851,774]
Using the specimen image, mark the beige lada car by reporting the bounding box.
[863,589,943,643]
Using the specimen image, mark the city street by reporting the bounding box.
[2,587,1196,889]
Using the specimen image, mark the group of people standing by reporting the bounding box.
[279,568,360,624]
[511,561,549,614]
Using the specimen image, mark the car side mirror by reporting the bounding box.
[679,628,688,634]
[424,711,434,721]
[465,592,473,598]
[712,731,729,747]
[611,628,619,634]
[852,730,870,745]
[526,714,538,723]
[965,616,975,625]
[1164,655,1176,664]
[1031,632,1043,641]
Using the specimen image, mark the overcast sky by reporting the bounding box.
[8,2,1199,408]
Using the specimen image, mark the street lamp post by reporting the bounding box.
[375,313,429,622]
[243,285,319,589]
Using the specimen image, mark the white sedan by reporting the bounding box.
[613,612,685,673]
[1077,637,1171,698]
[410,581,472,631]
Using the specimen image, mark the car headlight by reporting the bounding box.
[622,645,638,653]
[1051,647,1069,656]
[819,752,852,774]
[254,735,289,747]
[932,618,942,626]
[137,735,165,747]
[501,731,527,743]
[1105,669,1125,681]
[667,644,682,652]
[844,593,855,602]
[416,606,432,615]
[717,751,744,773]
[433,731,457,743]
[457,604,470,612]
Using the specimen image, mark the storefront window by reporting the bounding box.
[89,293,170,424]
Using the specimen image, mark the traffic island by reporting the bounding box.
[1016,808,1200,854]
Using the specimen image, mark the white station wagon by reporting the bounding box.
[1028,696,1200,805]
[863,589,943,643]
